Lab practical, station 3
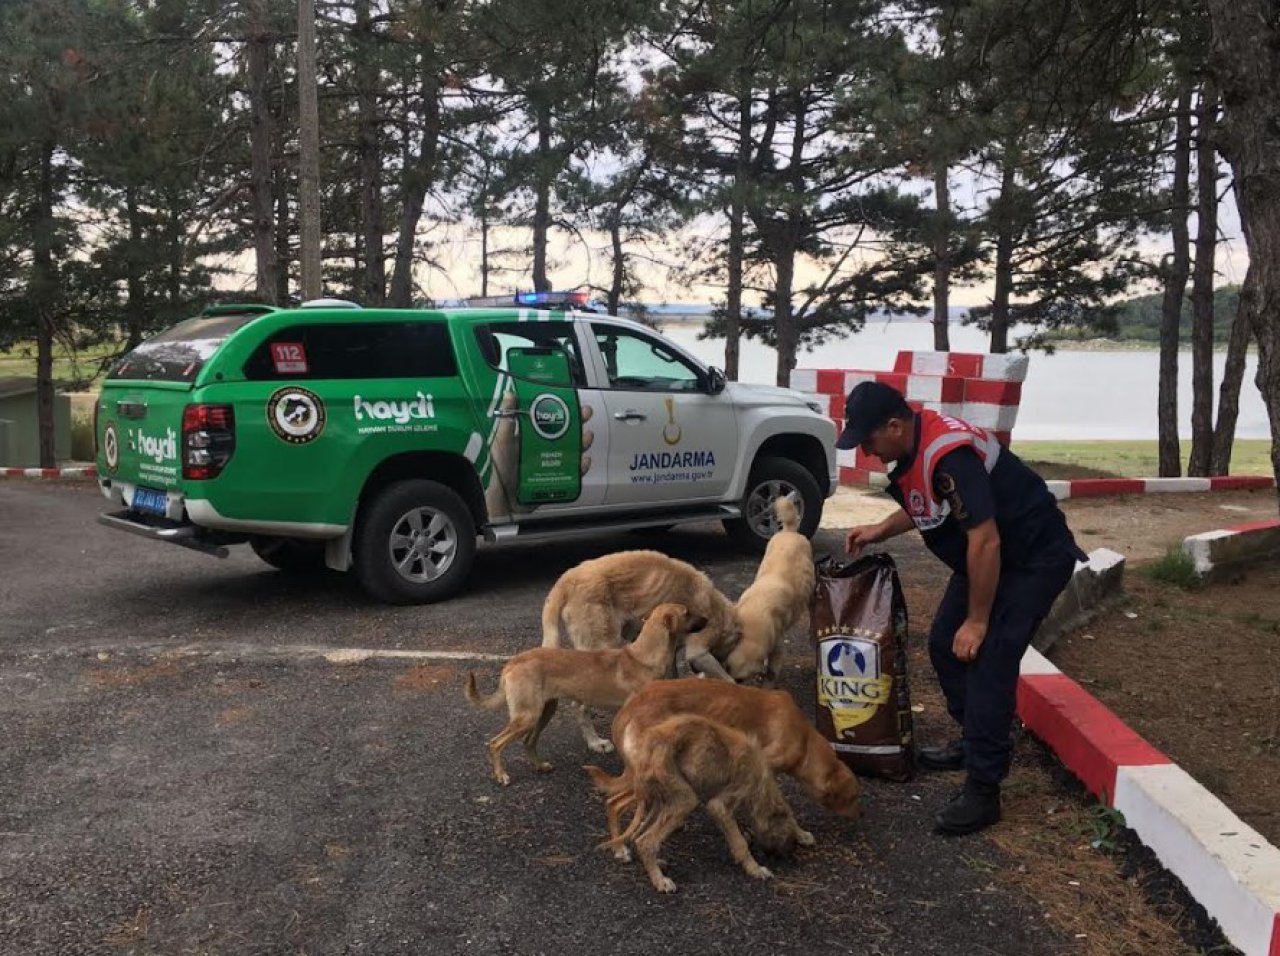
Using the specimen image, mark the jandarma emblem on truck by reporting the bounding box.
[103,422,119,473]
[267,387,326,444]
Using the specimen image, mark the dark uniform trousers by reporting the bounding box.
[927,556,1077,786]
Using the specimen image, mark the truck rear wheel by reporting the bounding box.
[724,456,822,554]
[353,479,476,604]
[250,536,328,573]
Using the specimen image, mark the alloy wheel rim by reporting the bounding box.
[388,506,458,583]
[745,479,803,538]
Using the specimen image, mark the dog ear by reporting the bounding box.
[659,604,683,632]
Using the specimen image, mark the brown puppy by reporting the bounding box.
[466,604,705,785]
[613,679,862,819]
[586,714,811,893]
[726,495,815,684]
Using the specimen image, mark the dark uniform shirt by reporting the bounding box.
[886,416,1086,576]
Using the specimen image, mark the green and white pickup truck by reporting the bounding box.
[95,296,837,604]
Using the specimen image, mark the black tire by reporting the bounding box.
[250,536,329,573]
[724,456,823,554]
[353,479,477,605]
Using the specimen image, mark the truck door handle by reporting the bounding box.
[492,408,527,419]
[613,410,646,422]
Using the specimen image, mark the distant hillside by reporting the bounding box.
[1055,286,1242,345]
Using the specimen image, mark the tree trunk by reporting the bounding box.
[607,211,623,315]
[297,0,322,300]
[1159,86,1193,478]
[388,66,440,307]
[1188,82,1220,476]
[479,198,490,297]
[275,176,290,304]
[773,91,806,389]
[354,0,384,304]
[989,145,1017,354]
[1208,0,1280,506]
[246,0,278,303]
[531,100,552,293]
[1212,262,1253,474]
[33,142,57,469]
[124,185,146,350]
[723,84,750,381]
[933,164,952,352]
[774,244,796,388]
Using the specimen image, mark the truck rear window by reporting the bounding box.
[243,322,457,380]
[108,314,259,383]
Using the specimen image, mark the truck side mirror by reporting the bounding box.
[705,366,727,396]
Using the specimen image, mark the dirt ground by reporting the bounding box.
[1055,488,1280,854]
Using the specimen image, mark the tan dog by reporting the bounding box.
[466,604,706,785]
[725,495,815,684]
[586,714,812,893]
[613,679,862,819]
[540,549,741,699]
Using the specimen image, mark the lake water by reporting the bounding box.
[661,320,1269,442]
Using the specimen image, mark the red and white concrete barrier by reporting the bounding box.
[1018,647,1280,956]
[1183,518,1280,578]
[0,466,97,479]
[1046,476,1276,500]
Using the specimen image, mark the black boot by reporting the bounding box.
[934,778,1001,836]
[917,739,965,772]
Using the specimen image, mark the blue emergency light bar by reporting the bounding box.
[461,290,592,310]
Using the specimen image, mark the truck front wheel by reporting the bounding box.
[724,456,822,554]
[354,479,476,604]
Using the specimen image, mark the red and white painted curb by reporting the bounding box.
[0,465,97,479]
[1018,647,1280,956]
[1183,519,1280,578]
[1046,476,1276,500]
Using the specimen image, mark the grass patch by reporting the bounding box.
[0,340,122,389]
[1143,547,1202,590]
[1016,439,1273,479]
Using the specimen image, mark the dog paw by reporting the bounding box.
[588,739,615,754]
[612,846,632,863]
[746,863,773,881]
[654,876,677,893]
[533,761,554,773]
[796,829,816,847]
[496,772,511,786]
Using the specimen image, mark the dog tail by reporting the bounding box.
[464,671,506,710]
[774,493,800,532]
[540,584,567,647]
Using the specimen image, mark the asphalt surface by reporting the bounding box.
[0,481,1074,955]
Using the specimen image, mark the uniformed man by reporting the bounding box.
[838,381,1085,836]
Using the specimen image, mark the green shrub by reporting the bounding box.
[1143,547,1202,590]
[70,412,95,461]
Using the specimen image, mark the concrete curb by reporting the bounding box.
[1033,548,1126,653]
[0,465,97,479]
[1183,519,1280,579]
[1017,648,1280,955]
[1045,476,1275,500]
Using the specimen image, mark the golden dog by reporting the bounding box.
[613,679,862,819]
[540,549,741,701]
[725,495,815,684]
[466,604,705,785]
[586,713,811,893]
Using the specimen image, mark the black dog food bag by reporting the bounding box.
[811,553,915,781]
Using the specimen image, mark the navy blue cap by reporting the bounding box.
[835,381,911,450]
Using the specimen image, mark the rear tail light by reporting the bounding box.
[182,404,235,480]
